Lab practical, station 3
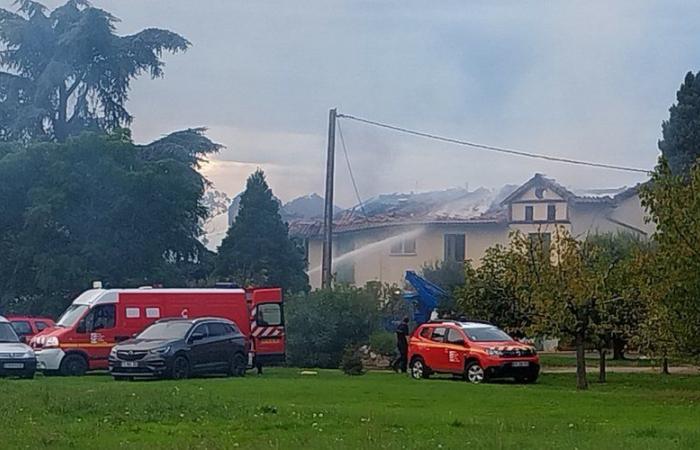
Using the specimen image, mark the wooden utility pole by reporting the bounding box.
[321,108,337,289]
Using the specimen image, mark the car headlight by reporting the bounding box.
[486,348,503,356]
[11,350,34,358]
[110,347,118,357]
[44,336,60,348]
[149,346,171,355]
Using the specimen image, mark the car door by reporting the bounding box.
[187,323,213,372]
[443,327,469,373]
[426,327,448,371]
[206,322,233,371]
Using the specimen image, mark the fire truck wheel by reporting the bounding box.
[229,353,247,377]
[170,355,190,380]
[59,354,88,376]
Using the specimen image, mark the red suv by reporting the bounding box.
[7,316,55,341]
[408,320,539,384]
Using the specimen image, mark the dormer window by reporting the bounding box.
[525,206,534,222]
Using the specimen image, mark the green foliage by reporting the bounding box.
[421,260,464,315]
[285,286,379,368]
[454,246,533,336]
[340,345,365,376]
[215,170,308,293]
[0,1,190,142]
[369,331,395,356]
[639,159,700,360]
[659,72,700,175]
[0,129,218,316]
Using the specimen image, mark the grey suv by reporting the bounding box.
[109,317,247,380]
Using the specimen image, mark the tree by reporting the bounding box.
[0,128,219,316]
[0,0,189,142]
[639,159,700,360]
[285,286,378,368]
[421,260,464,316]
[215,170,308,293]
[454,245,534,337]
[511,228,606,390]
[658,71,700,175]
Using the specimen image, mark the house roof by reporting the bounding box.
[500,173,576,205]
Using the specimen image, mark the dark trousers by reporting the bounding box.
[393,344,408,373]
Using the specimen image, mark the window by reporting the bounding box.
[257,303,282,326]
[446,328,465,344]
[138,321,191,340]
[87,304,115,331]
[528,233,551,254]
[208,322,230,337]
[125,307,140,319]
[420,327,432,339]
[462,326,512,342]
[190,324,210,339]
[35,321,49,331]
[390,238,417,255]
[11,321,32,336]
[525,205,534,222]
[145,307,160,319]
[444,234,466,262]
[430,327,447,342]
[0,323,19,343]
[547,204,556,221]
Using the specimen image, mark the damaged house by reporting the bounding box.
[290,174,654,289]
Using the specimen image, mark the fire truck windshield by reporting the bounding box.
[56,305,89,327]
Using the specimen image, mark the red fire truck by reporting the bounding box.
[31,286,284,376]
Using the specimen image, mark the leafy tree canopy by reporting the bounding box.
[0,128,219,316]
[215,169,309,293]
[0,0,190,142]
[659,71,700,175]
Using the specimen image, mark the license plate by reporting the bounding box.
[121,361,138,368]
[3,363,24,369]
[512,361,529,367]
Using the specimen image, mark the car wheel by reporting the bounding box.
[410,357,429,380]
[170,355,190,380]
[59,354,88,376]
[466,361,486,384]
[229,353,247,377]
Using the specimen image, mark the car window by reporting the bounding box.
[430,327,447,342]
[190,323,210,339]
[11,320,32,336]
[0,323,20,343]
[257,303,282,326]
[35,321,49,331]
[419,327,432,339]
[446,328,464,344]
[207,322,230,337]
[227,323,240,334]
[87,304,116,331]
[462,326,512,342]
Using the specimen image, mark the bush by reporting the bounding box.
[286,286,379,368]
[340,345,365,375]
[369,331,395,356]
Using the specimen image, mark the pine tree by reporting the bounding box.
[215,170,309,293]
[659,71,700,175]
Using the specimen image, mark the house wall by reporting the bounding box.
[306,223,510,289]
[569,195,654,238]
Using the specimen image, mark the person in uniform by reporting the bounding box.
[392,316,410,373]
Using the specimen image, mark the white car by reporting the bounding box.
[0,315,36,379]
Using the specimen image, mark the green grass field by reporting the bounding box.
[1,370,699,449]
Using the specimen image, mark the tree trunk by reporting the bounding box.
[575,332,588,390]
[598,348,606,383]
[612,337,626,360]
[662,355,670,375]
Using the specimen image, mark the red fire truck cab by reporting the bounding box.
[31,287,284,376]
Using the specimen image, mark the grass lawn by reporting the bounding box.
[1,370,699,449]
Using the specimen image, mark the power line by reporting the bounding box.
[336,119,369,220]
[337,113,649,174]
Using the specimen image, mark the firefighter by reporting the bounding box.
[392,316,410,373]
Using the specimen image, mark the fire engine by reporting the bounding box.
[31,284,284,376]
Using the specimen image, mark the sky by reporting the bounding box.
[12,0,700,206]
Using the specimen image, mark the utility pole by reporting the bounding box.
[321,108,337,289]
